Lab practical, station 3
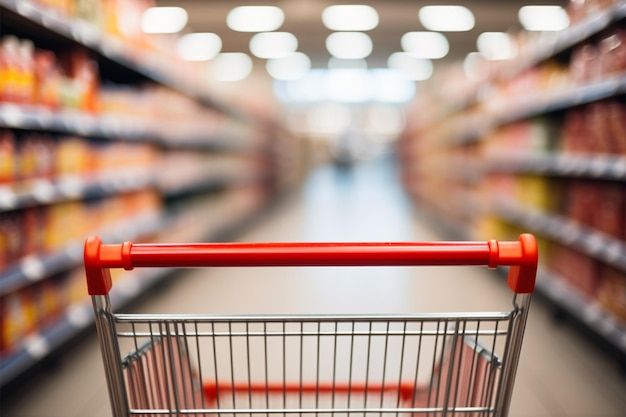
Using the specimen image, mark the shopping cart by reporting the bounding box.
[84,234,538,417]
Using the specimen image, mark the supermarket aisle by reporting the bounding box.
[2,155,625,417]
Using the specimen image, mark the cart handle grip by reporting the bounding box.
[84,233,537,295]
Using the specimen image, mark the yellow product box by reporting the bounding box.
[516,175,560,212]
[473,215,511,241]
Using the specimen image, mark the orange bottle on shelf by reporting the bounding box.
[0,36,21,103]
[0,130,16,184]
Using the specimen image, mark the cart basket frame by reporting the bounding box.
[85,233,537,417]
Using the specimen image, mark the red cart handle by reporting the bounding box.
[84,234,537,295]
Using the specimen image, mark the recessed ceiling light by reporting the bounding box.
[401,32,449,59]
[250,32,298,59]
[477,32,517,60]
[273,69,415,104]
[418,5,475,32]
[212,53,253,82]
[266,53,311,80]
[141,7,188,34]
[518,5,569,31]
[387,52,433,81]
[326,32,373,59]
[177,33,222,61]
[227,6,284,32]
[322,5,379,31]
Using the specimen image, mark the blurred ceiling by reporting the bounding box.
[154,0,568,71]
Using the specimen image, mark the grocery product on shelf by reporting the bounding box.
[0,190,161,267]
[0,36,98,111]
[597,263,626,324]
[562,100,626,155]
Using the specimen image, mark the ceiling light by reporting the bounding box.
[141,7,188,34]
[250,32,298,59]
[387,52,433,81]
[418,5,475,32]
[401,32,449,59]
[273,69,415,103]
[328,58,368,70]
[227,6,284,32]
[477,32,517,60]
[326,32,373,59]
[518,5,569,31]
[266,53,311,80]
[177,33,222,61]
[322,5,379,31]
[212,53,253,82]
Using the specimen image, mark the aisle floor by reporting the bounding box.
[2,157,625,417]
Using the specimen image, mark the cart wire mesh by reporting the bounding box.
[116,312,518,416]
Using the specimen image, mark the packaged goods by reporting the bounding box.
[597,264,626,324]
[0,271,68,354]
[54,137,92,175]
[548,243,599,299]
[606,99,626,154]
[598,27,626,76]
[561,180,596,228]
[17,135,55,180]
[561,99,626,155]
[2,291,28,352]
[592,181,626,240]
[0,36,23,103]
[562,107,595,154]
[21,207,45,258]
[0,283,39,354]
[0,130,16,184]
[561,179,625,239]
[517,175,560,212]
[34,49,61,109]
[0,210,23,268]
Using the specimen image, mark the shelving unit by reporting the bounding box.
[0,0,250,121]
[400,2,626,354]
[0,104,259,151]
[491,198,625,270]
[483,153,626,180]
[0,0,299,387]
[447,75,626,146]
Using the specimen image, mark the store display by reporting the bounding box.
[0,0,298,388]
[0,36,98,111]
[0,190,160,267]
[597,263,626,323]
[400,1,626,350]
